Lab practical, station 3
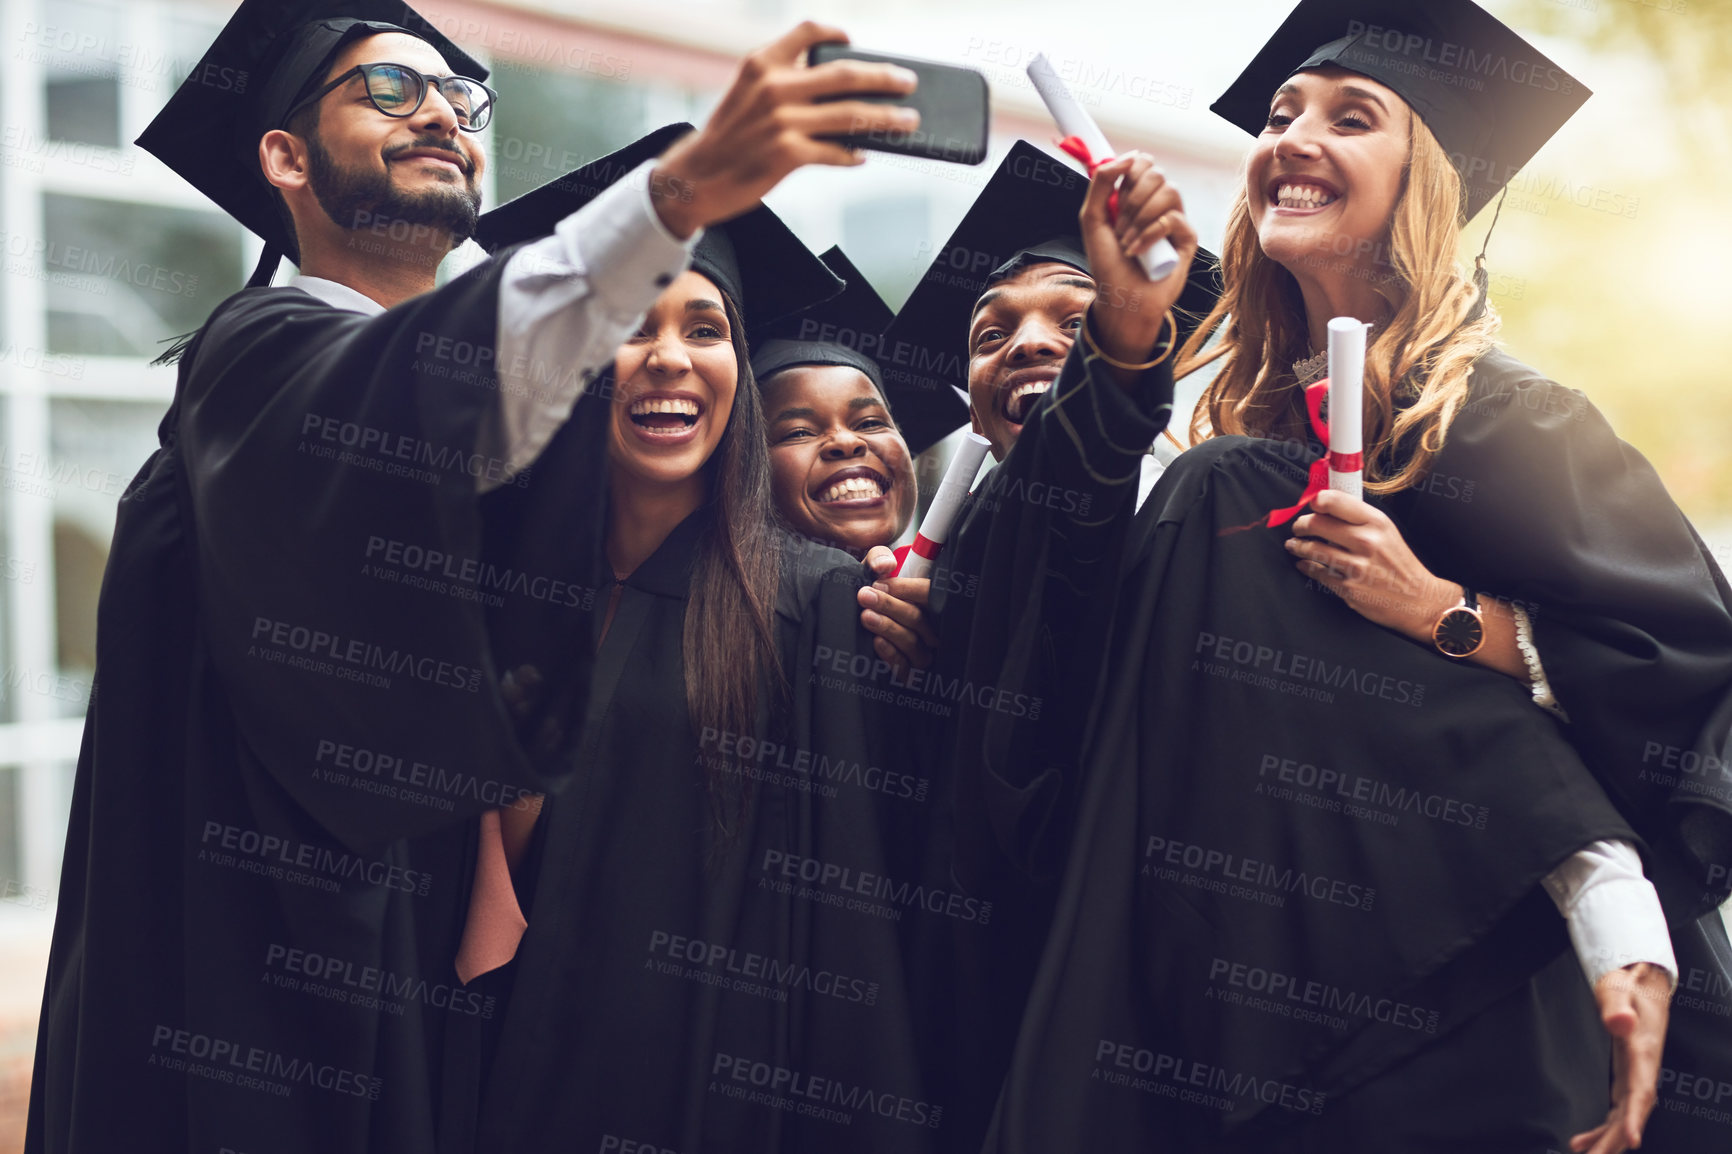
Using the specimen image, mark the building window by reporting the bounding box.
[43,194,243,358]
[39,0,122,148]
[488,65,652,203]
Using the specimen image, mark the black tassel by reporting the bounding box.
[150,331,199,367]
[149,244,282,367]
[245,244,281,288]
[1463,187,1509,326]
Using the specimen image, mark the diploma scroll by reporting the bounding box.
[1326,317,1366,499]
[898,432,993,579]
[1026,53,1179,283]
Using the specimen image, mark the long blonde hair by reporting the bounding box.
[1178,109,1499,495]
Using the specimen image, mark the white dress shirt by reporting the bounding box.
[1136,435,1678,990]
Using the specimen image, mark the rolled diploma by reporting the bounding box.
[898,432,993,579]
[1326,317,1365,499]
[1026,52,1178,283]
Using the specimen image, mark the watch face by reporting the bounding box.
[1435,608,1485,657]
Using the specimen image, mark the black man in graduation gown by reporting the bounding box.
[879,138,1221,1151]
[935,2,1732,1151]
[25,7,924,1152]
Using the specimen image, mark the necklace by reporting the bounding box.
[1293,320,1380,387]
[1292,348,1329,387]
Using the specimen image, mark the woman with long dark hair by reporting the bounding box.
[427,127,950,1154]
[938,2,1732,1152]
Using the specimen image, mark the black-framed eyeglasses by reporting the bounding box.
[283,62,497,132]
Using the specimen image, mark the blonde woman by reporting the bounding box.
[940,3,1732,1153]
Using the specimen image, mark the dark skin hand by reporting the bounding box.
[858,544,936,673]
[1077,151,1199,383]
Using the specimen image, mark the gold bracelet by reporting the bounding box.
[1081,308,1177,372]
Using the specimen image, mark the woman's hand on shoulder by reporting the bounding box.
[858,545,937,674]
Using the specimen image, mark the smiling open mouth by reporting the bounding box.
[1003,378,1053,426]
[1273,182,1341,210]
[814,468,889,504]
[629,396,701,432]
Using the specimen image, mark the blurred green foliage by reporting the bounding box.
[1486,1,1732,522]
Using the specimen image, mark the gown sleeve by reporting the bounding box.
[1398,350,1732,919]
[491,159,694,482]
[933,323,1177,889]
[918,332,1179,1146]
[175,262,611,853]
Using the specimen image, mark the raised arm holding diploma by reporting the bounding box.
[1026,52,1178,283]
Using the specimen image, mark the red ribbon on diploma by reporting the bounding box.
[1229,379,1362,532]
[891,535,942,574]
[1056,136,1120,221]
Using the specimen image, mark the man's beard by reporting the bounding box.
[306,132,482,246]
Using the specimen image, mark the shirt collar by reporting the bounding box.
[291,275,387,316]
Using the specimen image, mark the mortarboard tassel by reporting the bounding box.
[245,244,282,288]
[1465,186,1509,327]
[151,244,282,366]
[149,331,198,368]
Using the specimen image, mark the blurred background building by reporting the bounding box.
[0,0,1727,1146]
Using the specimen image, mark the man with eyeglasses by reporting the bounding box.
[25,2,918,1152]
[267,55,497,286]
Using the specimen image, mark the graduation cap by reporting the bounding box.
[475,124,843,345]
[750,246,920,439]
[136,0,487,278]
[1211,0,1589,220]
[881,140,1220,450]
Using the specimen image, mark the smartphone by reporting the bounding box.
[807,43,989,166]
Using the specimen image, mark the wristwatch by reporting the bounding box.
[1432,588,1485,658]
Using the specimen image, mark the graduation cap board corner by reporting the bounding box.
[1211,0,1590,220]
[746,245,949,450]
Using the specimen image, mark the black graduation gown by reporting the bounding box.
[1383,353,1732,1154]
[940,348,1732,1152]
[453,506,947,1153]
[27,263,616,1154]
[924,341,1180,1151]
[1643,909,1732,1152]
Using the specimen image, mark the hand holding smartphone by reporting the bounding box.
[650,23,923,235]
[808,43,990,166]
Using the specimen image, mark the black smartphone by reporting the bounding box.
[807,43,989,166]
